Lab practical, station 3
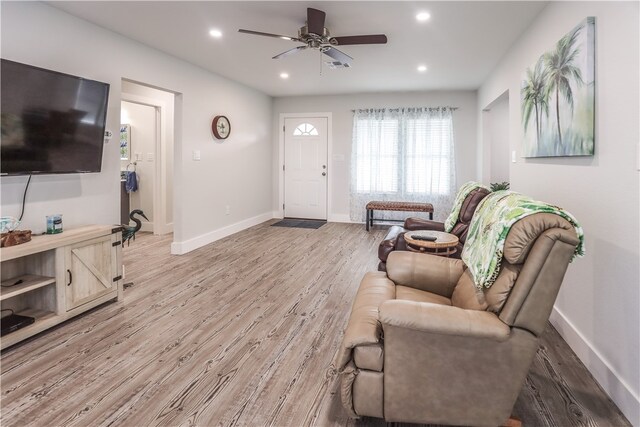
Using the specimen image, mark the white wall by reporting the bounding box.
[0,2,273,253]
[483,92,510,184]
[273,91,477,222]
[478,2,639,424]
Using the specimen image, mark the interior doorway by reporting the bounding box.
[120,81,175,235]
[282,116,329,220]
[482,91,510,184]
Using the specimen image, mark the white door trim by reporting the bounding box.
[121,92,173,235]
[278,112,332,220]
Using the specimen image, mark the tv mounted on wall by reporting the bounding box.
[1,59,110,175]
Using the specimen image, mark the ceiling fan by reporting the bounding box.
[238,7,387,66]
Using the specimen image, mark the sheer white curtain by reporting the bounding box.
[350,107,456,222]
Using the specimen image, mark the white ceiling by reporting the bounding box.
[49,1,547,97]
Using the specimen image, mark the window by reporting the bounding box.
[350,108,456,221]
[293,123,319,136]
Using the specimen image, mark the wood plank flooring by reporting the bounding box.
[1,221,630,427]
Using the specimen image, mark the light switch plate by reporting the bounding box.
[511,150,517,163]
[146,152,154,162]
[193,150,201,161]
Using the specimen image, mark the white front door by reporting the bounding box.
[284,117,328,220]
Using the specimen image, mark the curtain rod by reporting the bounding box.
[351,107,459,113]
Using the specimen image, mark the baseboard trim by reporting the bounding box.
[170,212,273,255]
[550,306,639,426]
[327,214,355,223]
[272,210,283,220]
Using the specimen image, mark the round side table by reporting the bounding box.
[404,230,459,257]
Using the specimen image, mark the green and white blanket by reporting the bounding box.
[462,191,585,289]
[444,181,491,232]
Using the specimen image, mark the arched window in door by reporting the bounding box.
[293,123,319,136]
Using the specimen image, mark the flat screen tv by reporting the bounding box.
[1,59,110,175]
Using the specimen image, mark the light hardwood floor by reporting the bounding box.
[1,221,630,427]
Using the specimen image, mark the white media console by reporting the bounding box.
[0,225,124,349]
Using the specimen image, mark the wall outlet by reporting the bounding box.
[225,205,230,215]
[192,150,201,161]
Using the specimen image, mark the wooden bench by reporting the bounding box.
[365,201,434,231]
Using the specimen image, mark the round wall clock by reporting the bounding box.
[212,115,231,140]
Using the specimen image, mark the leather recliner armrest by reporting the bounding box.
[386,251,465,298]
[379,300,510,341]
[404,217,446,231]
[378,226,406,262]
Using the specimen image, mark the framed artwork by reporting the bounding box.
[521,17,595,157]
[120,124,130,160]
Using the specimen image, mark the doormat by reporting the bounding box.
[271,219,326,229]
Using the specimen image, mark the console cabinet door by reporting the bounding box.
[65,235,116,311]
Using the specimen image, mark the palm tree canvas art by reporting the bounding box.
[521,17,595,157]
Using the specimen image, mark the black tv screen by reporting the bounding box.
[1,59,110,175]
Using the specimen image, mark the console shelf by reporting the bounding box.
[0,275,56,301]
[0,225,123,350]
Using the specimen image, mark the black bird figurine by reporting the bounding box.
[122,209,148,246]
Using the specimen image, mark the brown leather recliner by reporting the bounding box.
[336,213,580,426]
[378,187,490,270]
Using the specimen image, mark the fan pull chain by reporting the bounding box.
[319,49,323,76]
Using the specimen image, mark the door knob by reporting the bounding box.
[322,172,327,176]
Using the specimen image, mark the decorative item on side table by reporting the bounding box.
[212,115,231,140]
[521,17,595,157]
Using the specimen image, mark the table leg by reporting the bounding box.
[366,209,370,231]
[429,211,433,220]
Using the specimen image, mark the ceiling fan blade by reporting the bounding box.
[238,29,299,41]
[322,46,353,64]
[272,46,307,59]
[307,8,326,35]
[332,34,388,45]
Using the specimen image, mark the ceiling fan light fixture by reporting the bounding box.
[416,12,431,22]
[209,29,223,38]
[417,65,428,72]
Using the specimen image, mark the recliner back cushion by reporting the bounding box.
[459,188,491,224]
[503,213,573,264]
[455,213,571,314]
[451,270,488,311]
[483,262,521,313]
[452,188,490,244]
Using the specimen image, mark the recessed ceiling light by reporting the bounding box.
[209,29,223,38]
[416,12,431,22]
[280,72,289,79]
[417,65,428,72]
